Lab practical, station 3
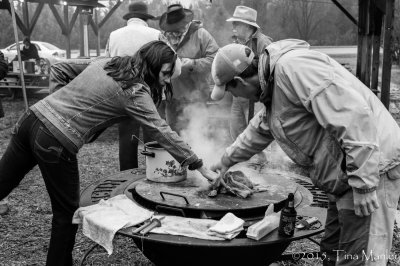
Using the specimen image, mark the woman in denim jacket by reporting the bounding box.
[0,41,217,266]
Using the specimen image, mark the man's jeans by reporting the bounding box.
[230,96,263,142]
[0,110,79,266]
[321,166,400,266]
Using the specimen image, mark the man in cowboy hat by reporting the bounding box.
[160,3,219,133]
[226,5,272,142]
[105,1,166,170]
[210,40,400,266]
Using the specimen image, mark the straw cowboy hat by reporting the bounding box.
[159,4,194,32]
[123,1,155,20]
[226,6,260,29]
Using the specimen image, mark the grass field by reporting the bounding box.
[0,59,400,265]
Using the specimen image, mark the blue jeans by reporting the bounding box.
[0,110,79,266]
[321,166,400,266]
[229,96,264,142]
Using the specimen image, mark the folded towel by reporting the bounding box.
[150,215,228,241]
[207,227,243,240]
[207,212,244,240]
[72,194,153,254]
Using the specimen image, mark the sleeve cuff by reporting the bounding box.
[221,153,234,168]
[188,159,203,170]
[353,187,377,194]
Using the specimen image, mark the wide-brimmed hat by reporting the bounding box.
[159,4,194,32]
[226,6,260,29]
[123,1,154,21]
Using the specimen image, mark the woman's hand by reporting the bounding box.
[196,165,218,183]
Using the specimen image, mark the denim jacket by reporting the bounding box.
[49,58,94,94]
[222,39,400,196]
[31,58,198,166]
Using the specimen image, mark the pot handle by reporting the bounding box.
[141,151,155,157]
[160,191,190,205]
[155,205,186,217]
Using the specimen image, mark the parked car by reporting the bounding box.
[0,41,66,64]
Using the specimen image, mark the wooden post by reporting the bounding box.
[64,5,71,59]
[82,13,89,57]
[22,0,29,33]
[10,0,29,110]
[79,14,84,57]
[95,9,100,56]
[365,0,374,88]
[381,0,395,109]
[357,0,370,85]
[371,8,383,95]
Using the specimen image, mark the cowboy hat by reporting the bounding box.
[159,4,194,32]
[226,6,260,29]
[123,1,154,21]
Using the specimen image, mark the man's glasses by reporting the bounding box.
[164,31,185,39]
[163,24,190,40]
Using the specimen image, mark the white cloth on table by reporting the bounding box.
[72,194,153,255]
[150,215,226,241]
[207,212,244,240]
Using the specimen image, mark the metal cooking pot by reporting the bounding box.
[141,141,187,183]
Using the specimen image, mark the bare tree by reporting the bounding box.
[286,0,323,41]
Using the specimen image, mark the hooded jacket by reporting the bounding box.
[171,21,219,101]
[222,39,400,195]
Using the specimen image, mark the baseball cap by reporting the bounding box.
[211,43,254,101]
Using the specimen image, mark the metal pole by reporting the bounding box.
[10,0,29,110]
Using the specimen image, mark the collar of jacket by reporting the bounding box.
[258,51,273,106]
[127,18,149,27]
[247,29,261,44]
[175,20,202,50]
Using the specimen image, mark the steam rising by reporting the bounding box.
[177,102,304,176]
[179,103,230,167]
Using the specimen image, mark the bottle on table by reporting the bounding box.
[278,193,297,237]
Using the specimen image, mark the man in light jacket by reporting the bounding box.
[160,4,219,133]
[210,40,400,266]
[226,5,272,141]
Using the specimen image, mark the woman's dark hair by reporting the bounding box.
[104,40,177,106]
